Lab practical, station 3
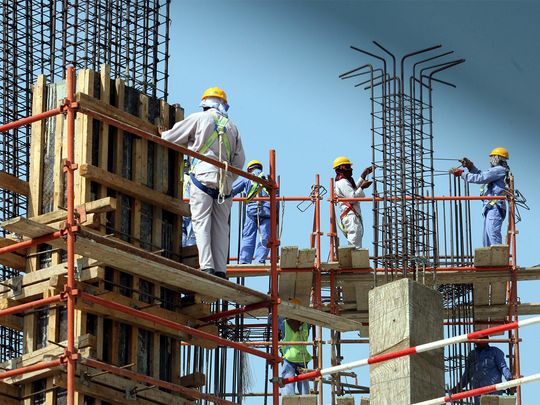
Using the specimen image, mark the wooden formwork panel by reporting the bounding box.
[5,67,212,404]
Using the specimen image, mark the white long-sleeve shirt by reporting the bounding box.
[334,177,365,218]
[162,108,245,191]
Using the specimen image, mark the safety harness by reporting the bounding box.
[480,167,509,217]
[339,201,362,235]
[190,112,232,202]
[246,172,267,202]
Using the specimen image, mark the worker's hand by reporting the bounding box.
[450,385,460,394]
[449,168,464,177]
[360,179,373,189]
[506,386,517,395]
[361,166,374,179]
[157,123,168,135]
[459,157,474,170]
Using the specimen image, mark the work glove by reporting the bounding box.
[361,166,374,179]
[459,157,474,170]
[449,168,464,177]
[505,387,517,395]
[360,180,373,189]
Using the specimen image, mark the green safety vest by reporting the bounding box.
[282,321,312,364]
[246,172,267,201]
[190,113,231,170]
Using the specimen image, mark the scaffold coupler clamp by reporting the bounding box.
[270,376,285,387]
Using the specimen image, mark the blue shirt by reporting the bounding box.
[461,165,507,211]
[232,168,271,215]
[460,345,512,402]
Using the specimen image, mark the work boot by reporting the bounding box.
[202,268,215,276]
[214,272,227,279]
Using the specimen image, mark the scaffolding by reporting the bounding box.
[0,6,530,404]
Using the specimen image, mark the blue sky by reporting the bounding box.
[169,1,540,403]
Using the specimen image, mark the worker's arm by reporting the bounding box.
[461,166,505,185]
[495,348,513,381]
[161,114,198,145]
[231,177,249,197]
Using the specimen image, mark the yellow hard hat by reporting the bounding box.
[247,160,263,170]
[333,156,352,169]
[289,298,301,305]
[489,147,509,159]
[201,87,228,103]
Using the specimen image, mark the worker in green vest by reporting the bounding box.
[279,298,312,396]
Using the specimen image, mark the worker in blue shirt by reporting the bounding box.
[232,160,271,264]
[450,147,510,246]
[453,338,513,404]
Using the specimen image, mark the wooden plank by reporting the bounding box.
[65,228,269,305]
[0,171,29,196]
[29,75,47,217]
[1,217,58,238]
[54,366,194,405]
[0,267,103,304]
[30,197,116,225]
[76,92,158,136]
[0,314,23,331]
[278,301,362,332]
[79,164,189,216]
[75,69,96,206]
[475,302,540,317]
[178,372,206,388]
[76,290,218,349]
[0,238,25,270]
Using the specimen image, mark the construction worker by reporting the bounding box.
[452,337,513,404]
[333,157,373,249]
[159,87,245,278]
[450,147,510,246]
[279,299,311,396]
[231,160,270,264]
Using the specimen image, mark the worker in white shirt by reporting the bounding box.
[333,157,373,249]
[159,87,245,278]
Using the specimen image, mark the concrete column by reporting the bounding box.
[368,278,444,404]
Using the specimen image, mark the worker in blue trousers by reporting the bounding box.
[450,147,510,246]
[452,337,514,404]
[279,298,311,396]
[232,160,271,264]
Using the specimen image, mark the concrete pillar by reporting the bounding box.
[368,278,444,404]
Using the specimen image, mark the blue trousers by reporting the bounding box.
[281,360,310,396]
[483,206,505,247]
[239,213,270,264]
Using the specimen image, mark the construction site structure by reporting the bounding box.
[0,4,538,405]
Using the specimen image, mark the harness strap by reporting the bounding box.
[246,172,267,201]
[190,113,232,171]
[340,202,360,220]
[190,173,231,200]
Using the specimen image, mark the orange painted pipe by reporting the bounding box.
[0,358,63,380]
[65,66,77,405]
[0,106,63,132]
[0,294,64,317]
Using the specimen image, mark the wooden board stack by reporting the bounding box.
[0,66,218,404]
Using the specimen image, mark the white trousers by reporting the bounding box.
[189,183,232,273]
[341,213,363,249]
